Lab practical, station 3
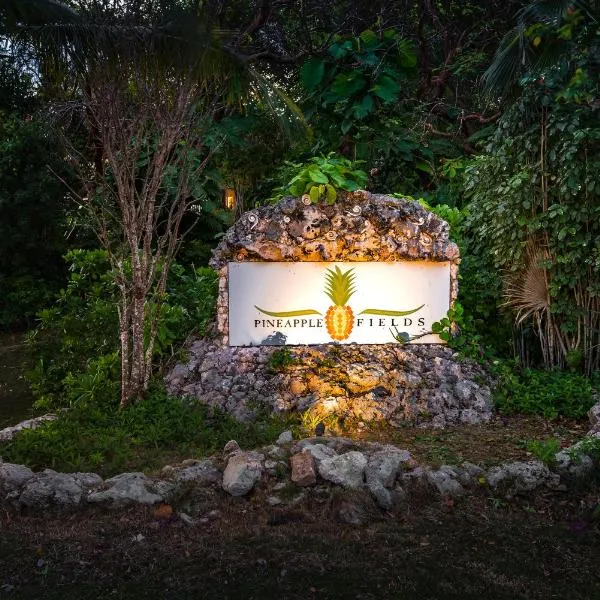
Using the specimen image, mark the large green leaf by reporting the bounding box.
[330,73,367,100]
[371,75,401,103]
[307,166,329,184]
[352,94,374,119]
[300,58,325,91]
[329,40,352,59]
[397,39,417,68]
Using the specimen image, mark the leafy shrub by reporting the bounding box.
[269,153,368,203]
[493,365,596,419]
[28,250,218,409]
[3,383,290,476]
[266,348,297,372]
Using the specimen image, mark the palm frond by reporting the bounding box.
[503,242,552,325]
[520,0,596,25]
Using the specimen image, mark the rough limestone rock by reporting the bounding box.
[554,450,595,479]
[165,192,493,429]
[222,451,264,496]
[295,437,356,453]
[161,459,221,485]
[291,451,316,486]
[0,414,58,442]
[486,461,558,497]
[588,397,600,435]
[72,472,103,489]
[18,470,83,509]
[297,443,337,467]
[88,473,170,507]
[223,440,241,458]
[365,448,412,509]
[276,430,293,445]
[426,466,465,497]
[0,462,35,495]
[366,448,411,487]
[318,451,367,489]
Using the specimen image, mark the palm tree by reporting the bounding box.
[483,0,598,96]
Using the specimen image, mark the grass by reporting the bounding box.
[1,386,296,477]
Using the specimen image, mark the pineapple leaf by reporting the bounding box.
[324,266,356,306]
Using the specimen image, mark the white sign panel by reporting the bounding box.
[228,262,450,346]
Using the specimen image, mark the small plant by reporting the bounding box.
[266,348,297,372]
[526,438,561,466]
[568,436,600,462]
[270,154,368,204]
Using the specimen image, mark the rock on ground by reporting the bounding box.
[19,470,83,509]
[296,443,337,467]
[318,451,367,489]
[0,463,35,496]
[487,461,558,497]
[162,459,221,485]
[0,414,58,442]
[426,467,465,497]
[222,451,264,496]
[88,473,171,508]
[291,451,316,487]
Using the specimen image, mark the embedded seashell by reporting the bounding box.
[325,231,337,241]
[283,216,291,223]
[351,205,362,215]
[411,217,425,226]
[302,194,312,206]
[420,232,432,247]
[235,252,246,262]
[247,212,259,229]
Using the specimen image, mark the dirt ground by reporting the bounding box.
[1,479,599,600]
[355,413,588,467]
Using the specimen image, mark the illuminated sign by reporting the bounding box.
[228,262,451,346]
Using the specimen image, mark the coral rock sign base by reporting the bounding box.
[167,191,488,427]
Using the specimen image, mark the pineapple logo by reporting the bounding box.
[255,265,424,343]
[324,266,356,340]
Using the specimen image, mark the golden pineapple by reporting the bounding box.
[324,266,356,341]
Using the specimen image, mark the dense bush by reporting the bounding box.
[0,113,76,329]
[28,249,218,410]
[493,364,597,420]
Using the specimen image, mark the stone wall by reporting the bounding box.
[165,341,493,427]
[210,190,459,345]
[164,191,485,428]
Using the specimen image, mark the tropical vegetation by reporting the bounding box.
[0,0,598,463]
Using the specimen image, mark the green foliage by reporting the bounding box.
[493,364,596,419]
[465,76,600,371]
[269,153,367,203]
[266,348,297,373]
[430,302,489,360]
[3,382,290,476]
[28,250,218,409]
[422,200,512,359]
[0,112,75,329]
[300,29,417,137]
[527,438,561,466]
[27,249,118,408]
[568,435,600,462]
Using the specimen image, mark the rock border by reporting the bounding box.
[1,425,598,516]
